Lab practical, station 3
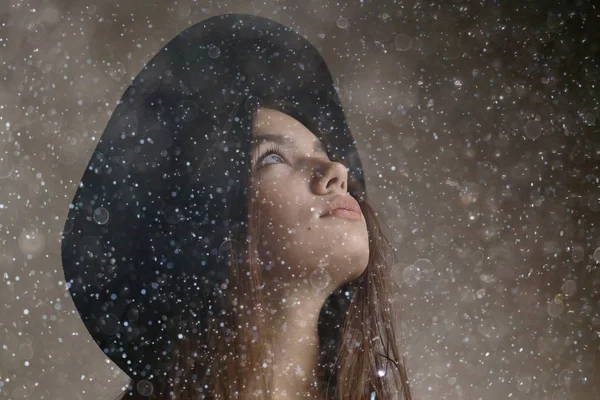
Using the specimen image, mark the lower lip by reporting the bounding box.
[321,209,362,221]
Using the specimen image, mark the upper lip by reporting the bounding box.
[321,195,362,217]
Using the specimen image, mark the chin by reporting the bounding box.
[332,248,370,283]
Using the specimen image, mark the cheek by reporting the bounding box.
[256,181,300,216]
[256,189,292,229]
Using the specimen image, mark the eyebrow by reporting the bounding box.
[252,133,328,154]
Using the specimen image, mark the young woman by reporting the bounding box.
[61,13,412,400]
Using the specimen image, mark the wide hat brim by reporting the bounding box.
[61,12,366,387]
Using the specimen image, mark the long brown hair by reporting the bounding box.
[114,99,413,400]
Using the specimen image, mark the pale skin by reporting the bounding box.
[249,108,370,399]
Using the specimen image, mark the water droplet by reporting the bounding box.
[459,182,479,205]
[572,245,585,262]
[593,247,600,263]
[93,207,110,225]
[524,120,543,140]
[414,109,436,132]
[547,298,565,318]
[309,267,331,290]
[164,205,185,225]
[0,154,14,178]
[18,228,46,258]
[336,17,349,29]
[477,316,506,344]
[99,313,120,336]
[394,34,412,51]
[413,259,433,281]
[437,149,460,173]
[588,194,600,212]
[432,225,454,247]
[578,109,597,126]
[517,376,532,393]
[561,280,577,297]
[554,293,564,304]
[558,368,574,386]
[391,109,410,127]
[26,22,47,42]
[218,239,237,261]
[318,117,334,135]
[136,380,154,396]
[208,46,221,59]
[106,61,127,82]
[18,343,34,360]
[402,264,421,285]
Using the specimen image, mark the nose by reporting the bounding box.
[312,159,348,194]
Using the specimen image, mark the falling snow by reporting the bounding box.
[0,1,599,400]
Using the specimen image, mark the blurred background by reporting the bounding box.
[1,0,599,399]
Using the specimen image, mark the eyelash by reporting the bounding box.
[257,144,334,168]
[258,144,287,167]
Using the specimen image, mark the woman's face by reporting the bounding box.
[250,107,369,293]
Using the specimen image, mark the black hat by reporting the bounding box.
[61,12,366,396]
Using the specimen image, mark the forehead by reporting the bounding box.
[251,107,329,156]
[253,107,313,138]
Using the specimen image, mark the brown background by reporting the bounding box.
[1,0,599,399]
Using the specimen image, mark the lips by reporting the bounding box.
[321,195,362,217]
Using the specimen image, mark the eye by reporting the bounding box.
[258,145,287,168]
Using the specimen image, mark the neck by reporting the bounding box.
[260,282,333,399]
